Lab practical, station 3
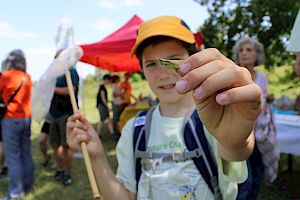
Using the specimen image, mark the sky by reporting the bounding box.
[0,0,209,81]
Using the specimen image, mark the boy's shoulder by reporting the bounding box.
[133,111,147,127]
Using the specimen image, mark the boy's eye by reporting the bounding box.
[170,58,182,60]
[145,62,157,68]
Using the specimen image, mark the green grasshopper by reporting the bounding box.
[158,58,183,72]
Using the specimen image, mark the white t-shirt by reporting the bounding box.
[116,106,247,200]
[112,83,123,105]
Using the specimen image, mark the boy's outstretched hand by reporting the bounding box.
[176,48,262,148]
[67,111,105,159]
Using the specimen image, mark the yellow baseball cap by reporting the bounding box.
[130,16,196,56]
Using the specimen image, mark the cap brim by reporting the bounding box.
[130,22,195,57]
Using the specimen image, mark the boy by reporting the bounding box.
[67,16,262,200]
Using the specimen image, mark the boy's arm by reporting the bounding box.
[218,131,255,161]
[66,112,135,200]
[175,48,262,161]
[100,90,108,107]
[92,156,136,200]
[55,86,77,96]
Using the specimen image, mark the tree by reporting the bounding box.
[198,0,300,68]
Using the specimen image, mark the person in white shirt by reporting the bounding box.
[66,16,262,200]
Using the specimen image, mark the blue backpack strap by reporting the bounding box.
[184,110,222,200]
[133,110,148,191]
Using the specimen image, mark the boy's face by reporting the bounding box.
[142,39,190,105]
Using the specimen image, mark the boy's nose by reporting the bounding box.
[158,64,173,73]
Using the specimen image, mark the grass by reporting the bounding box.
[0,68,300,199]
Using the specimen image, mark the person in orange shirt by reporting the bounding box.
[113,73,137,136]
[0,49,34,200]
[0,59,8,180]
[119,73,133,106]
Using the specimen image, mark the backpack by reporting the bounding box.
[132,107,257,200]
[133,107,222,200]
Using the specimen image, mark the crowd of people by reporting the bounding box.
[0,49,80,199]
[0,47,139,199]
[96,73,136,141]
[0,11,299,200]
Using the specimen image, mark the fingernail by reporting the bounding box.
[175,79,188,92]
[193,86,204,99]
[216,93,228,104]
[179,62,191,74]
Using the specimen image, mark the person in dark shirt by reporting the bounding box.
[96,74,116,140]
[49,62,79,186]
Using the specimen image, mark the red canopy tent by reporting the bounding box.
[79,15,143,72]
[79,15,203,72]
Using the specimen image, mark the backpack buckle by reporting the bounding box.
[141,158,163,170]
[172,153,184,162]
[194,149,201,158]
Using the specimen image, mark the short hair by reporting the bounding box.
[136,36,198,68]
[232,37,265,66]
[103,74,111,80]
[111,75,120,83]
[124,72,130,78]
[1,58,9,72]
[5,49,27,71]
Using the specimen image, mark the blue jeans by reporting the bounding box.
[2,117,34,199]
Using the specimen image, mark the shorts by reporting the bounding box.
[98,104,109,122]
[49,114,69,147]
[41,121,50,134]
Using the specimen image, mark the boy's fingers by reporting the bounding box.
[179,48,235,75]
[67,112,89,128]
[177,66,252,100]
[215,84,262,106]
[68,111,83,122]
[67,125,90,150]
[67,120,87,135]
[176,60,236,94]
[194,67,251,100]
[74,128,90,143]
